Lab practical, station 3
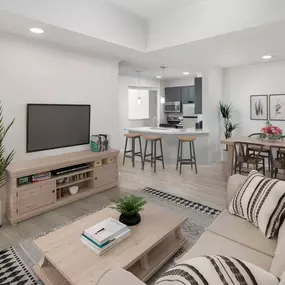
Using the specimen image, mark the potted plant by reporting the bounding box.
[111,195,146,226]
[0,102,15,226]
[219,101,239,150]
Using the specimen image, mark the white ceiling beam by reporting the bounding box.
[147,0,285,51]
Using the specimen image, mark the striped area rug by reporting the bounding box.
[142,187,221,218]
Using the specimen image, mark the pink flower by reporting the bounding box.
[261,122,283,137]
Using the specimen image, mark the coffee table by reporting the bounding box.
[33,203,187,285]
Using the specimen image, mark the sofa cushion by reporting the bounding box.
[175,231,273,271]
[208,209,277,256]
[270,219,285,277]
[158,256,279,285]
[229,170,285,238]
[227,174,246,207]
[97,268,145,285]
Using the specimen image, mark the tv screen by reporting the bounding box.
[27,104,91,152]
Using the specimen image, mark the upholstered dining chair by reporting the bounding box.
[234,141,266,175]
[270,145,285,179]
[248,133,271,171]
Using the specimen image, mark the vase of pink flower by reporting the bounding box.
[261,120,283,141]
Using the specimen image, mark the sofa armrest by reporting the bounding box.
[270,219,285,277]
[227,174,246,207]
[97,268,145,285]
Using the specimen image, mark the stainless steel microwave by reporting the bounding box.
[164,102,181,113]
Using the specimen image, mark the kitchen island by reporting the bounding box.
[125,127,210,165]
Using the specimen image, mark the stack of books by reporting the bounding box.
[80,217,130,255]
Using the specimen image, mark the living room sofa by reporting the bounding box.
[97,174,285,284]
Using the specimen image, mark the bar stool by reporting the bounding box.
[123,133,143,167]
[142,136,165,173]
[176,136,197,174]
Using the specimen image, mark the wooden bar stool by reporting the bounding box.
[176,136,198,174]
[142,136,165,173]
[123,133,143,167]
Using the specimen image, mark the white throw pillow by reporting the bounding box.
[229,170,285,238]
[155,256,280,285]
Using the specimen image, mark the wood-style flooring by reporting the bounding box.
[119,157,227,210]
[0,157,227,249]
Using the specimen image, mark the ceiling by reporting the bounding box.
[119,20,285,78]
[0,8,285,80]
[106,0,203,19]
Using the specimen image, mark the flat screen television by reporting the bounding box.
[27,104,91,152]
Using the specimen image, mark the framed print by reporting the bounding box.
[269,94,285,121]
[250,95,268,120]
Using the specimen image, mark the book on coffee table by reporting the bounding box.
[83,217,127,245]
[80,228,131,256]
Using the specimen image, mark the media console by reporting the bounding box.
[5,149,119,225]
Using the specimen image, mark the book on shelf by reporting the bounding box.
[83,217,127,245]
[81,228,131,256]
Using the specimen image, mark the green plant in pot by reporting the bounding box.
[219,101,239,150]
[111,195,146,226]
[0,102,15,188]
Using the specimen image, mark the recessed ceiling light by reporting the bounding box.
[156,76,162,79]
[183,72,190,75]
[30,28,44,34]
[262,55,272,60]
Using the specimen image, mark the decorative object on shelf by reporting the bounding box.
[261,120,283,141]
[269,94,285,121]
[57,178,64,184]
[91,134,109,152]
[110,195,146,226]
[31,172,51,183]
[17,176,30,186]
[219,101,239,150]
[69,185,79,195]
[250,95,268,120]
[0,102,15,226]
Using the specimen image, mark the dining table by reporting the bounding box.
[221,136,285,177]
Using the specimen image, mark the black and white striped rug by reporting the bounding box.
[0,247,37,285]
[141,187,221,218]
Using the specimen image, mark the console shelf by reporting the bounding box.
[56,177,93,189]
[54,168,93,180]
[5,149,119,225]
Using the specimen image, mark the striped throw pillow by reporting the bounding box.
[229,170,285,238]
[155,256,280,285]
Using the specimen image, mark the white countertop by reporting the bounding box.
[125,127,209,135]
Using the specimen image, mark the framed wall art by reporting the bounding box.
[269,94,285,121]
[250,95,268,120]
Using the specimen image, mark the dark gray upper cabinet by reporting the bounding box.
[165,87,182,102]
[182,86,195,104]
[194,77,202,114]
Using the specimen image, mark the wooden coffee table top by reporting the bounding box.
[34,203,187,285]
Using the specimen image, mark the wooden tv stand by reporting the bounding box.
[5,149,119,225]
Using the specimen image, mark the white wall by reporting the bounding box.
[0,0,147,51]
[118,75,160,150]
[224,61,285,136]
[0,34,119,161]
[164,77,195,87]
[203,68,224,163]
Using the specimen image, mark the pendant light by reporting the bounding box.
[137,70,142,105]
[160,66,166,104]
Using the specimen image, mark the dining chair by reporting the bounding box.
[234,142,266,175]
[248,133,271,171]
[271,145,285,179]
